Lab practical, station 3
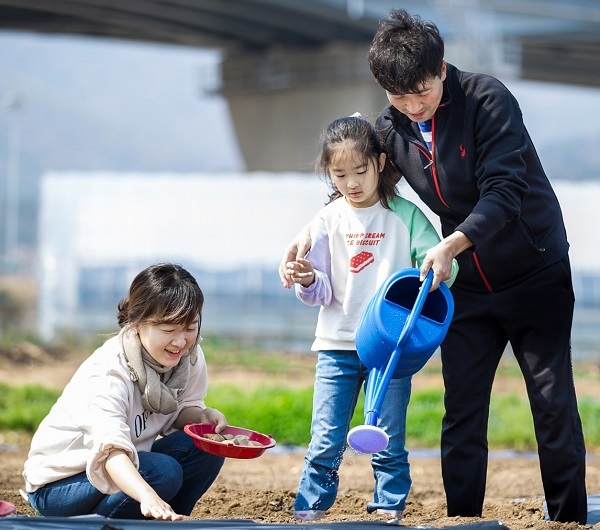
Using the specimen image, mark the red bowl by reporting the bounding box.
[184,423,276,459]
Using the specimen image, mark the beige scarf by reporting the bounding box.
[120,329,198,414]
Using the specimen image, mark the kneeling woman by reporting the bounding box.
[23,263,227,520]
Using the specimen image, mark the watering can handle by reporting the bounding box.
[396,268,434,348]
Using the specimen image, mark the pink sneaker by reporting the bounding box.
[294,510,326,521]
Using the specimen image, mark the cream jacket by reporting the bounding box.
[22,332,208,494]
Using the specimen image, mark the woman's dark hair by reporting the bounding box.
[316,115,398,208]
[117,263,203,330]
[369,9,445,95]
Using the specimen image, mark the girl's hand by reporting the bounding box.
[286,258,315,287]
[279,224,312,288]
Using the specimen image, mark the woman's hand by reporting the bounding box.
[196,407,228,434]
[104,449,183,520]
[139,487,184,521]
[174,406,228,433]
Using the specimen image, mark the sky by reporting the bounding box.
[0,31,245,178]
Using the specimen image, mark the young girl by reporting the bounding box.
[22,263,227,520]
[284,114,458,522]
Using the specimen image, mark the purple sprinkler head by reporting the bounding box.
[347,424,389,453]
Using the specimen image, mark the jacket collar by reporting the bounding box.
[442,62,463,108]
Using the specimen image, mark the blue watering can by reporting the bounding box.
[347,268,454,453]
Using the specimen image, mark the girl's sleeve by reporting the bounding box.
[295,212,333,306]
[391,197,459,287]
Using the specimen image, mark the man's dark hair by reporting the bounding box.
[368,9,445,95]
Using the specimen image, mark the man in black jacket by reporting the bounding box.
[368,8,587,523]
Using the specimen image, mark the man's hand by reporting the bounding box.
[278,223,312,288]
[420,231,472,290]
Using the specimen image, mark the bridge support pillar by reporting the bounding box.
[217,44,388,172]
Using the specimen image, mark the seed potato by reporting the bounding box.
[201,432,264,447]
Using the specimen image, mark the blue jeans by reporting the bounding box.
[295,350,412,513]
[28,430,225,518]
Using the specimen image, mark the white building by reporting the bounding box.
[37,172,600,357]
[37,171,328,344]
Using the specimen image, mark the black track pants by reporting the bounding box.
[440,257,587,523]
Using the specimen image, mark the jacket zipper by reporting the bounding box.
[420,114,493,292]
[418,117,449,209]
[429,117,450,209]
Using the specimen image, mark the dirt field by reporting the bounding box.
[1,343,599,529]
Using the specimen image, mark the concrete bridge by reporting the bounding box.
[2,0,600,171]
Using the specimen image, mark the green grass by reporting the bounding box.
[0,383,60,431]
[201,336,313,375]
[2,380,599,451]
[2,337,599,452]
[205,384,316,445]
[206,384,600,450]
